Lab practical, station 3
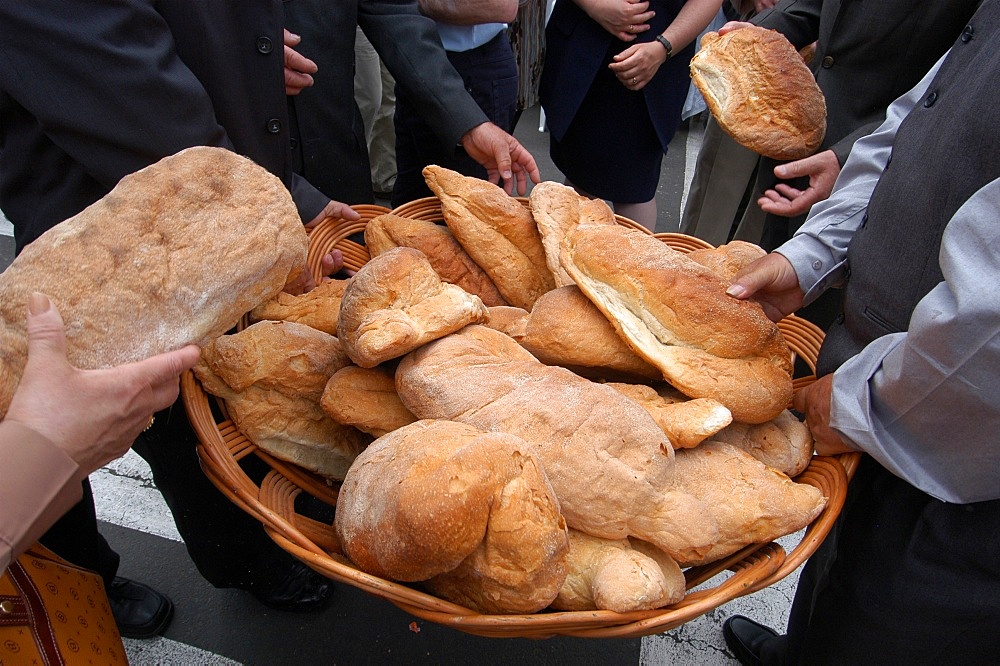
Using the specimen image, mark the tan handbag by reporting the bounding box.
[0,543,127,665]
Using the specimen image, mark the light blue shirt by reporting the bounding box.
[436,23,506,53]
[778,53,1000,504]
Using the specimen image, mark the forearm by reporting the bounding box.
[0,422,82,572]
[662,0,725,53]
[419,0,519,24]
[829,179,1000,503]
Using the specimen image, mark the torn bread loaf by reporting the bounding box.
[709,409,814,477]
[690,27,826,160]
[423,165,555,309]
[0,146,308,417]
[528,181,616,287]
[250,278,350,335]
[562,224,793,423]
[364,213,507,306]
[606,382,732,449]
[338,246,488,367]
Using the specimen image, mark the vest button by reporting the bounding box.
[821,55,834,69]
[256,36,273,54]
[266,118,282,134]
[835,313,845,325]
[923,91,938,108]
[961,25,974,43]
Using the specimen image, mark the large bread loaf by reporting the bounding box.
[0,146,308,417]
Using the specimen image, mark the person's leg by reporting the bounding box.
[370,59,397,196]
[353,26,381,143]
[614,199,657,232]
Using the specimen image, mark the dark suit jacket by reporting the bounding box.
[539,0,694,152]
[0,0,487,250]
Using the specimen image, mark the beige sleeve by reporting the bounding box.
[0,421,82,572]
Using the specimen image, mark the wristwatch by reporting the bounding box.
[655,35,673,58]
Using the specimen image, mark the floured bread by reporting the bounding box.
[250,278,350,335]
[551,529,685,612]
[483,305,529,340]
[528,181,616,287]
[519,286,661,381]
[0,146,308,417]
[320,365,417,437]
[671,442,827,567]
[423,165,555,309]
[338,246,488,367]
[364,213,507,306]
[194,360,368,480]
[686,240,766,282]
[334,419,568,595]
[562,224,793,423]
[690,27,826,160]
[606,382,732,449]
[709,409,814,477]
[396,325,720,563]
[200,320,349,399]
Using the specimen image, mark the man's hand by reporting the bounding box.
[793,375,854,456]
[577,0,655,41]
[283,200,361,294]
[283,30,318,95]
[726,252,805,322]
[460,122,541,196]
[717,20,754,35]
[759,150,841,218]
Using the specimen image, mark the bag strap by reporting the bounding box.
[5,558,66,666]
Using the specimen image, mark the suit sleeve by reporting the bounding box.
[359,0,489,149]
[752,0,823,49]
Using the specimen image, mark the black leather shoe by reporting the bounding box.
[107,577,174,639]
[250,561,333,612]
[723,615,778,666]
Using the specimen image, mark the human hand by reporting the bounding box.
[754,0,778,12]
[4,293,200,477]
[759,150,841,217]
[717,20,754,35]
[579,0,655,41]
[460,122,541,196]
[283,29,318,95]
[792,375,854,456]
[725,252,804,322]
[282,200,359,292]
[609,40,667,90]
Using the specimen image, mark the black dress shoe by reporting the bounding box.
[107,577,174,639]
[723,615,779,666]
[250,561,333,612]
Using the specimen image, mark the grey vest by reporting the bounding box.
[817,2,1000,377]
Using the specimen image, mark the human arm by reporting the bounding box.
[419,0,519,24]
[572,0,656,41]
[0,294,200,570]
[610,0,724,90]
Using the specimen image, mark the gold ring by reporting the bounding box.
[631,77,637,85]
[628,24,635,33]
[143,415,155,432]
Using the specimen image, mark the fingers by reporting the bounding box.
[24,293,68,359]
[127,345,201,413]
[718,21,753,35]
[322,249,345,277]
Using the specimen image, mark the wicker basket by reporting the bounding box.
[182,203,860,639]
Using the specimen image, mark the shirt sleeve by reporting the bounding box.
[830,179,1000,503]
[0,422,82,572]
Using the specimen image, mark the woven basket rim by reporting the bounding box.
[182,210,860,639]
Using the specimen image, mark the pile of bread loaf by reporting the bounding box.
[195,165,828,616]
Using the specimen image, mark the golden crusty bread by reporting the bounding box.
[423,165,555,309]
[562,224,793,423]
[250,278,350,335]
[0,146,308,418]
[551,529,685,613]
[200,320,349,399]
[483,305,529,341]
[334,419,567,594]
[364,213,507,306]
[690,27,826,160]
[528,181,616,288]
[709,409,815,477]
[519,286,661,381]
[338,246,488,367]
[686,240,766,282]
[194,355,368,481]
[606,382,732,449]
[671,442,827,567]
[320,364,417,437]
[396,325,720,563]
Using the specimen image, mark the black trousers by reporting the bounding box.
[40,398,300,593]
[761,456,1000,664]
[390,30,519,208]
